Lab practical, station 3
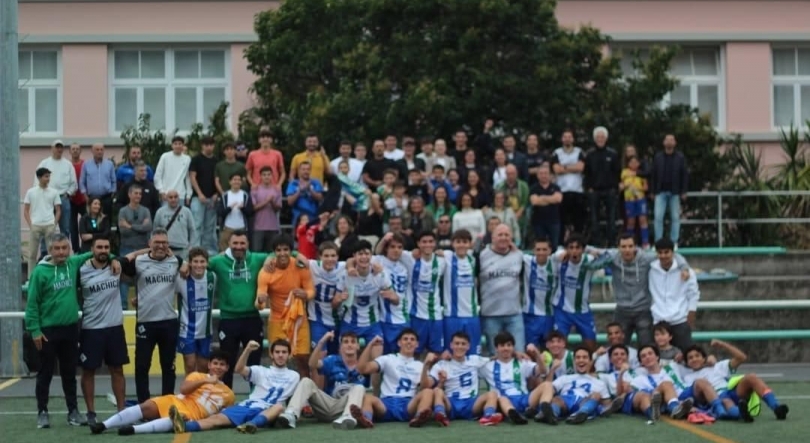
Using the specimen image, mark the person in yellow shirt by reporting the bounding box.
[289,134,330,183]
[620,155,650,248]
[256,234,316,378]
[90,350,234,435]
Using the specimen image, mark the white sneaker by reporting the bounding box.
[275,411,296,429]
[332,415,357,430]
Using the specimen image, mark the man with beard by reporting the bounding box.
[116,145,154,187]
[78,237,129,425]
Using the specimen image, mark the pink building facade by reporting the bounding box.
[16,0,809,195]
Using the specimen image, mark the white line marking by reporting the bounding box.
[757,373,784,378]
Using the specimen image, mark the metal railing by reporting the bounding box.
[682,190,810,247]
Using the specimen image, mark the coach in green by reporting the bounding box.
[25,233,120,429]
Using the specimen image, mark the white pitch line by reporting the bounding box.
[757,373,784,378]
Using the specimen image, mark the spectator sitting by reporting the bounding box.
[406,168,430,202]
[386,215,414,250]
[356,193,384,246]
[435,214,453,250]
[315,214,359,262]
[452,193,486,241]
[426,186,456,223]
[78,197,111,253]
[460,169,492,209]
[402,196,436,240]
[445,168,462,203]
[476,216,502,252]
[428,138,456,173]
[485,191,521,248]
[491,149,509,188]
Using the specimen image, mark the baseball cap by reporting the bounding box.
[52,139,64,147]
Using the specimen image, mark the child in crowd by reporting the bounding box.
[620,155,649,248]
[654,321,682,364]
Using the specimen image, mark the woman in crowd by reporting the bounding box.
[78,197,111,252]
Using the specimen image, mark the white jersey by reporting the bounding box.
[338,270,390,327]
[482,358,537,396]
[376,353,424,399]
[547,350,576,379]
[442,252,478,318]
[308,261,345,327]
[553,373,610,400]
[241,365,300,409]
[408,253,446,321]
[372,255,410,325]
[176,271,215,340]
[630,364,689,395]
[683,360,735,392]
[597,368,648,397]
[594,347,640,373]
[553,254,597,314]
[522,255,556,316]
[429,356,489,400]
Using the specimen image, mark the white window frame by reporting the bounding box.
[18,48,63,137]
[107,47,231,135]
[613,45,726,131]
[771,46,810,131]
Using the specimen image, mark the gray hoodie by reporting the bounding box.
[587,248,687,312]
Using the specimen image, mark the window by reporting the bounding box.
[109,49,229,133]
[772,47,810,128]
[18,50,61,135]
[617,46,724,129]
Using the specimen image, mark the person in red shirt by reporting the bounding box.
[69,143,87,252]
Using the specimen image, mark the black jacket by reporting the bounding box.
[218,191,255,219]
[652,150,689,194]
[116,178,160,218]
[584,146,621,191]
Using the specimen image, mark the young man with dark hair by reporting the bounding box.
[593,322,640,373]
[218,173,254,251]
[176,247,215,375]
[522,237,556,348]
[251,166,283,251]
[535,346,611,425]
[409,231,447,355]
[649,238,699,351]
[189,136,220,255]
[552,234,598,351]
[372,233,412,353]
[437,229,480,355]
[154,135,192,204]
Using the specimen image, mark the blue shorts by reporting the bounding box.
[310,321,338,355]
[625,199,648,218]
[381,397,412,422]
[410,317,444,354]
[678,385,696,403]
[443,317,482,355]
[176,336,212,358]
[449,397,476,420]
[621,392,637,415]
[559,394,583,414]
[554,310,597,340]
[505,394,529,413]
[523,314,554,347]
[340,322,383,347]
[719,389,739,403]
[381,322,409,354]
[221,405,263,426]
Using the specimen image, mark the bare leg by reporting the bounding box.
[109,366,126,411]
[81,369,96,413]
[183,354,196,376]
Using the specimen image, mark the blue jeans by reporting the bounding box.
[481,314,525,355]
[190,197,218,255]
[119,247,134,310]
[654,192,681,244]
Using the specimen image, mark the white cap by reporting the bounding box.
[52,139,64,147]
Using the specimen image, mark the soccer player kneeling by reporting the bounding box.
[171,339,300,434]
[90,350,234,435]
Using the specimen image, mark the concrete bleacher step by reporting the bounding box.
[686,251,810,276]
[697,275,810,300]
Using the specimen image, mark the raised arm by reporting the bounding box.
[357,335,384,374]
[710,339,747,369]
[236,340,261,378]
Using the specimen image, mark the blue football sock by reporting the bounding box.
[763,392,779,410]
[710,399,726,417]
[551,404,561,418]
[640,228,649,245]
[579,399,599,415]
[726,405,741,419]
[433,405,446,415]
[185,421,201,432]
[645,407,653,420]
[483,407,496,417]
[363,411,373,422]
[250,415,269,428]
[667,399,678,410]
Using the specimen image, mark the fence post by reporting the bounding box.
[717,193,724,247]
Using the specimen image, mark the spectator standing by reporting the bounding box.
[621,155,650,248]
[117,184,152,309]
[478,224,525,354]
[353,142,368,166]
[286,162,324,226]
[250,167,283,252]
[430,139,457,174]
[329,140,364,185]
[68,143,86,253]
[80,143,116,218]
[382,133,404,160]
[426,186,456,223]
[491,149,509,188]
[154,136,192,204]
[435,214,453,250]
[652,134,689,246]
[524,134,547,187]
[460,169,492,209]
[189,137,219,255]
[362,140,397,189]
[551,129,586,236]
[386,215,415,250]
[235,139,249,163]
[315,214,359,262]
[396,137,427,180]
[154,190,196,259]
[245,130,285,188]
[485,191,521,248]
[452,193,486,241]
[471,119,496,164]
[23,168,61,276]
[218,174,253,251]
[451,128,471,166]
[648,238,699,351]
[402,197,436,239]
[25,233,96,428]
[116,161,160,219]
[34,140,77,243]
[502,135,529,181]
[290,133,329,183]
[417,137,435,171]
[495,164,530,235]
[584,127,621,247]
[78,197,112,253]
[215,142,248,194]
[529,166,563,249]
[116,146,154,188]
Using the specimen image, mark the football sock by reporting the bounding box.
[250,415,269,428]
[551,404,561,418]
[184,421,202,432]
[133,418,172,434]
[640,228,649,245]
[710,399,725,417]
[103,405,143,429]
[726,405,741,419]
[433,405,446,415]
[483,407,496,417]
[579,399,599,415]
[763,391,779,410]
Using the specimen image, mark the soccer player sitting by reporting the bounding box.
[273,331,369,430]
[683,339,789,422]
[596,344,647,416]
[352,331,435,428]
[627,345,693,423]
[535,346,611,425]
[593,322,640,373]
[543,331,575,379]
[171,339,300,434]
[654,321,683,365]
[91,350,234,435]
[422,332,502,426]
[176,247,216,375]
[481,331,547,425]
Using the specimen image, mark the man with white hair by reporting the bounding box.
[584,127,620,247]
[478,224,525,354]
